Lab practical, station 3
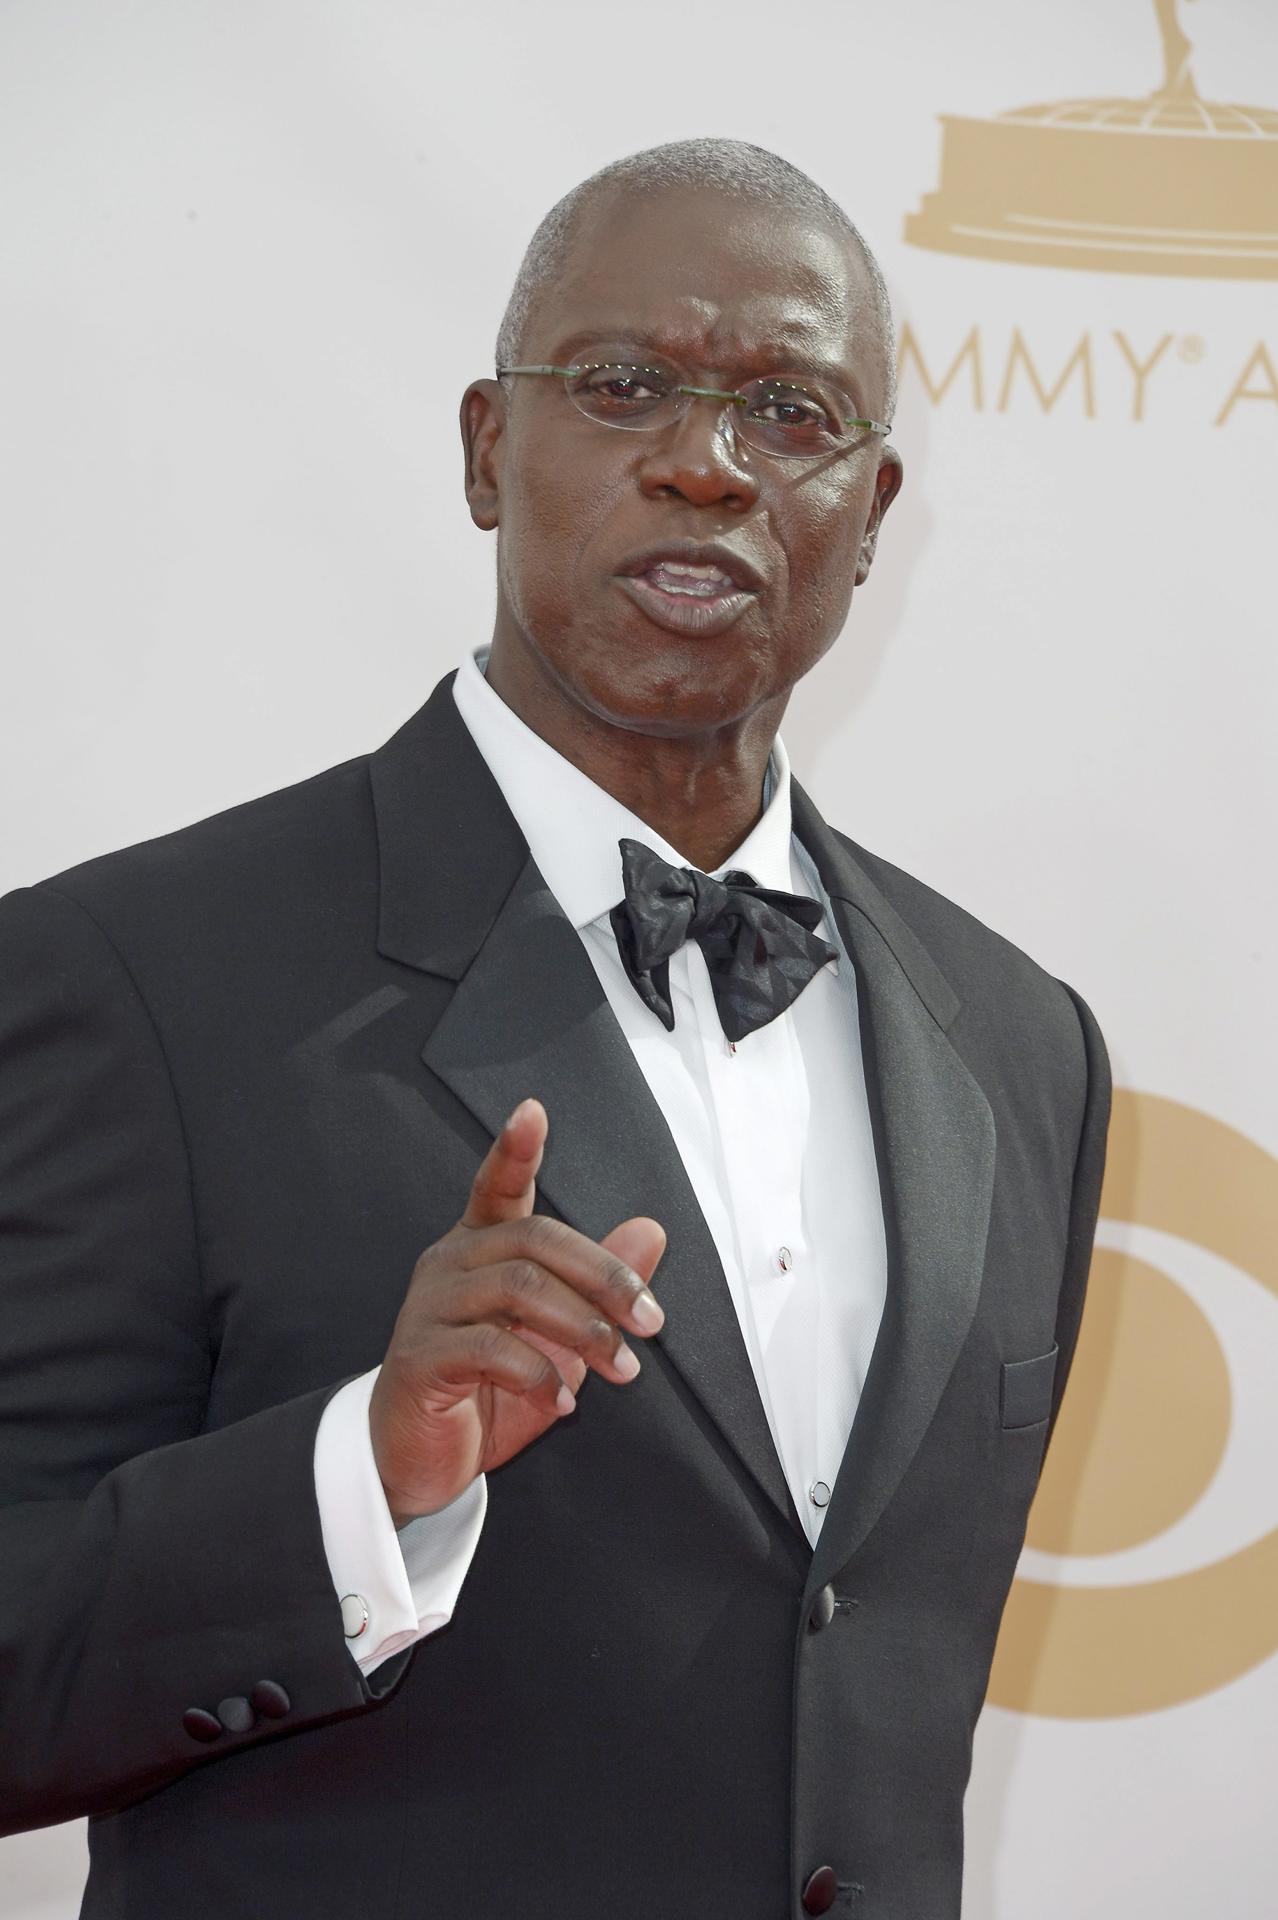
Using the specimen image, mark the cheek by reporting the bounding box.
[499,442,625,617]
[774,485,867,637]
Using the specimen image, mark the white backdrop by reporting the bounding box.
[1,2,1275,1914]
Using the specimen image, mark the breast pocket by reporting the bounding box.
[1000,1342,1059,1429]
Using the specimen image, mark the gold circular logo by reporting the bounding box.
[987,1090,1278,1717]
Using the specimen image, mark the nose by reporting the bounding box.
[636,397,760,511]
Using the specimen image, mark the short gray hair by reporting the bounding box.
[494,137,897,417]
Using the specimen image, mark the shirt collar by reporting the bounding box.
[451,648,797,932]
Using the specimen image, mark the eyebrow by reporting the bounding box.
[547,329,864,398]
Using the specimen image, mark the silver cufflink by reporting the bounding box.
[339,1592,370,1640]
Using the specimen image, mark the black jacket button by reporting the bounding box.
[181,1707,223,1744]
[250,1679,291,1719]
[807,1584,836,1631]
[217,1695,257,1734]
[801,1864,839,1914]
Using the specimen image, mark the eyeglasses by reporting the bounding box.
[496,362,891,460]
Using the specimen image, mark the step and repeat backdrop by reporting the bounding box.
[1,1,1274,1914]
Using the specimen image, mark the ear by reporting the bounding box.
[855,443,904,586]
[459,378,507,531]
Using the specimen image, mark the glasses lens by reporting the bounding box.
[566,364,676,430]
[736,378,848,457]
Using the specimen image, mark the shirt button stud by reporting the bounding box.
[801,1864,839,1914]
[808,1480,832,1509]
[777,1246,793,1272]
[339,1593,370,1640]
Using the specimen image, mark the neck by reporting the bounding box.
[484,634,784,874]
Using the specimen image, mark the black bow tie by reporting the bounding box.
[608,837,838,1043]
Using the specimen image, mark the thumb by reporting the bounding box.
[600,1216,667,1286]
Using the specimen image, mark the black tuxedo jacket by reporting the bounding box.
[0,674,1109,1919]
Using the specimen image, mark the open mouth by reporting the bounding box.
[614,552,760,637]
[639,559,741,599]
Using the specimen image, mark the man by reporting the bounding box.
[0,139,1109,1918]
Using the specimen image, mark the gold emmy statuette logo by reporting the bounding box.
[905,0,1278,278]
[987,1091,1278,1718]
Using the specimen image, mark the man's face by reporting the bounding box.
[465,183,903,741]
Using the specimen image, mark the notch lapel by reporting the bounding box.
[791,785,997,1596]
[368,676,802,1538]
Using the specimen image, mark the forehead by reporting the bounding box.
[527,183,877,377]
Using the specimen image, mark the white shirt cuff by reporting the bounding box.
[313,1367,487,1675]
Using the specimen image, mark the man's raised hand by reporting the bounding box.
[368,1099,666,1526]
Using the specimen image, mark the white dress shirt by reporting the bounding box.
[313,649,887,1675]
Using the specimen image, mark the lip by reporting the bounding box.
[614,572,756,638]
[616,539,765,595]
[613,538,763,639]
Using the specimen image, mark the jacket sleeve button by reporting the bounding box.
[181,1708,223,1744]
[250,1680,292,1719]
[217,1695,257,1734]
[801,1864,839,1913]
[807,1584,836,1631]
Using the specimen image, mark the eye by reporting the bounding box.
[571,364,669,417]
[745,380,841,447]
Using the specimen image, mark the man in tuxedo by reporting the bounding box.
[0,138,1109,1918]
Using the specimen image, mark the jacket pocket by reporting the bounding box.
[1000,1342,1059,1429]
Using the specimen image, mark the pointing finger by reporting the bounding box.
[461,1098,547,1229]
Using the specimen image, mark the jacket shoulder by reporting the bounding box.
[24,752,378,967]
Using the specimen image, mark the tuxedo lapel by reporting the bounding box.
[368,676,802,1538]
[791,784,996,1595]
[368,679,995,1576]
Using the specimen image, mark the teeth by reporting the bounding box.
[646,559,736,597]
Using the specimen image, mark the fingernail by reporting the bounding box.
[613,1346,641,1382]
[630,1289,664,1334]
[555,1384,577,1416]
[505,1099,533,1130]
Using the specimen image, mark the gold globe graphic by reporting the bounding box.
[905,0,1278,279]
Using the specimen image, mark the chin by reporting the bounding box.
[572,646,767,738]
